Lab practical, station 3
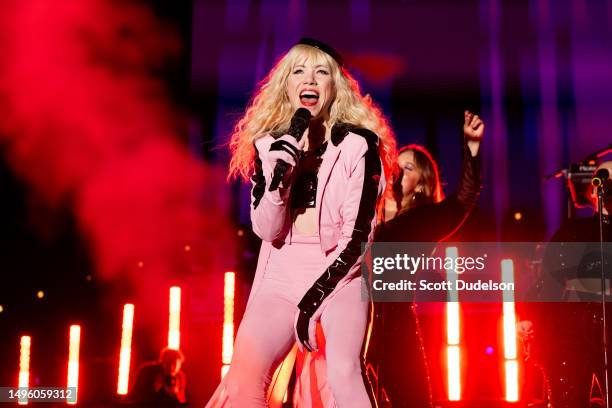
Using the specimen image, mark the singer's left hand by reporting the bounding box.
[268,134,305,188]
[294,310,318,352]
[463,110,484,156]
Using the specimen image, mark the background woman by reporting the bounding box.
[369,111,484,407]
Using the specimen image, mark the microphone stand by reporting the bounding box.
[597,184,610,408]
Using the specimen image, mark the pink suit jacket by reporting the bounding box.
[247,124,386,320]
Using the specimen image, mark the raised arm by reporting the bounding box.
[376,111,484,242]
[459,110,484,209]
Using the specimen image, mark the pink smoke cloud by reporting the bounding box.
[0,0,233,314]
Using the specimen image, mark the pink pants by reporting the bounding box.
[206,236,371,407]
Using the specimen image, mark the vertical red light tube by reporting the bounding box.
[67,325,81,405]
[18,335,31,405]
[168,287,181,350]
[117,304,134,395]
[445,246,461,401]
[222,272,235,378]
[501,259,519,402]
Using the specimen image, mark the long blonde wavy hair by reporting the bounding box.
[228,43,397,182]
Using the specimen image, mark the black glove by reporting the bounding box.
[268,108,311,191]
[268,136,301,191]
[295,309,315,351]
[296,256,351,350]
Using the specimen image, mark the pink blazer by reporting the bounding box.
[247,124,386,319]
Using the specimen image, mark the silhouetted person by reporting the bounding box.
[129,347,187,407]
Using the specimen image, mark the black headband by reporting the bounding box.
[297,38,343,67]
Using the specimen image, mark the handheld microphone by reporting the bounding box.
[287,108,312,141]
[269,108,312,191]
[592,168,610,188]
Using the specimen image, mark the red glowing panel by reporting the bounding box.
[505,360,519,402]
[445,247,461,401]
[222,272,235,376]
[501,259,519,402]
[18,335,31,405]
[447,345,461,401]
[168,287,181,350]
[67,325,80,405]
[117,304,134,395]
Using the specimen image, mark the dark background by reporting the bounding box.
[1,0,610,405]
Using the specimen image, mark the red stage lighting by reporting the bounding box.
[501,259,519,402]
[267,346,297,407]
[168,286,181,350]
[18,335,31,405]
[222,272,235,379]
[117,304,134,395]
[445,247,461,401]
[67,325,81,405]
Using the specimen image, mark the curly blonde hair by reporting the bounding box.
[228,43,397,182]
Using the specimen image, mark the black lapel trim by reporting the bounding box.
[331,122,350,146]
[297,129,382,313]
[318,135,381,287]
[251,145,265,209]
[331,123,380,148]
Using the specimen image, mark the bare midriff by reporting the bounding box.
[293,207,318,235]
